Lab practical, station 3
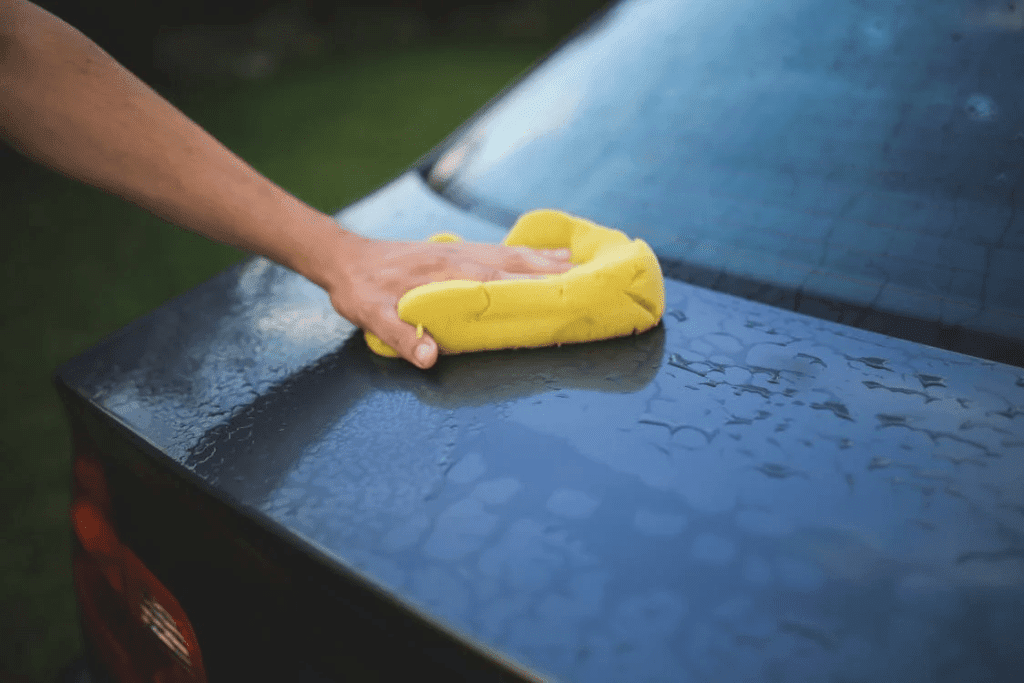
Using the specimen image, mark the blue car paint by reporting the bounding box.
[58,169,1024,681]
[57,0,1024,679]
[434,0,1024,360]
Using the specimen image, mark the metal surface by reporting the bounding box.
[56,0,1024,679]
[433,0,1024,354]
[58,175,1024,682]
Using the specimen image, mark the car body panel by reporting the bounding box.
[57,168,1024,682]
[433,0,1024,361]
[58,0,1024,679]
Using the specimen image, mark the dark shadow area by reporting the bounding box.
[29,1,612,91]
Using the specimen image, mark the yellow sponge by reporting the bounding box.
[364,209,665,357]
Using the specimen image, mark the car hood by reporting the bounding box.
[58,171,1024,682]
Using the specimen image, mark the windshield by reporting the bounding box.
[430,0,1024,364]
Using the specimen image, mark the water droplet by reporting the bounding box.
[965,94,997,122]
[754,462,806,479]
[867,456,891,470]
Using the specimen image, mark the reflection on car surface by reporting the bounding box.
[58,1,1024,682]
[432,0,1024,365]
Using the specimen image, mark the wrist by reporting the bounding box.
[290,214,368,295]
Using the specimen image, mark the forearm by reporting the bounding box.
[0,1,575,369]
[0,0,353,287]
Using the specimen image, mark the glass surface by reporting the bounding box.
[432,0,1024,350]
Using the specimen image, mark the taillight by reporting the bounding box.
[71,442,208,683]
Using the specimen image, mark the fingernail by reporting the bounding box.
[415,343,432,366]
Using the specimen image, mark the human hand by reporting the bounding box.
[325,233,573,369]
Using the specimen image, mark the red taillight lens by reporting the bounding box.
[71,447,208,683]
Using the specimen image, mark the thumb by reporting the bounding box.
[411,330,438,369]
[395,321,438,369]
[359,304,439,369]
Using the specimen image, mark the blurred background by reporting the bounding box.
[0,1,608,680]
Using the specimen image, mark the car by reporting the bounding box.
[56,0,1024,681]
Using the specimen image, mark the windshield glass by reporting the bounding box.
[430,0,1024,363]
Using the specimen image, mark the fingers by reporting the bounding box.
[330,239,576,370]
[374,308,439,369]
[514,246,573,263]
[503,246,574,274]
[540,248,572,260]
[424,245,572,283]
[412,334,438,369]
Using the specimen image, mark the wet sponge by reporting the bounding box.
[364,209,665,357]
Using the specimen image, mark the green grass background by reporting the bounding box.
[0,35,565,682]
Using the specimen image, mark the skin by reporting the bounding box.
[0,0,572,368]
